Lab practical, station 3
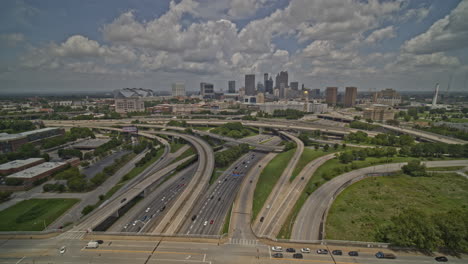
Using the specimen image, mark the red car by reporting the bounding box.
[210,220,214,225]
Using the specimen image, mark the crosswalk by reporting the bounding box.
[55,231,86,240]
[228,238,258,246]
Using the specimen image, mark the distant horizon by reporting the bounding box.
[1,0,467,93]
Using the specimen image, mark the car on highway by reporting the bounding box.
[160,205,166,211]
[204,221,208,226]
[132,221,137,226]
[59,246,66,254]
[272,253,283,258]
[348,251,359,256]
[210,220,214,224]
[316,249,328,254]
[293,253,303,259]
[95,240,104,244]
[145,207,150,213]
[271,246,283,252]
[375,252,396,259]
[286,248,295,253]
[332,250,342,255]
[123,224,128,229]
[120,198,127,203]
[260,216,264,222]
[192,215,197,221]
[435,256,448,262]
[300,248,310,253]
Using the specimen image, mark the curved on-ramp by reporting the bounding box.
[291,159,468,241]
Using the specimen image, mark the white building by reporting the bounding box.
[172,83,186,97]
[307,103,328,113]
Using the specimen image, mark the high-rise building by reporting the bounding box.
[172,82,186,97]
[275,71,288,90]
[245,74,256,96]
[344,86,357,107]
[279,83,286,99]
[264,73,268,88]
[373,88,401,106]
[228,80,236,93]
[311,89,321,98]
[257,82,265,93]
[290,82,299,91]
[325,87,338,105]
[265,77,274,94]
[114,88,152,113]
[200,82,215,98]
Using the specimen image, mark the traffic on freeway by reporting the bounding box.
[180,152,265,235]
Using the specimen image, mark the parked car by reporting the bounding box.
[293,253,303,259]
[348,251,359,256]
[271,246,283,252]
[375,252,396,259]
[300,248,310,253]
[332,250,342,255]
[286,248,296,253]
[272,253,283,258]
[435,256,448,262]
[317,249,328,254]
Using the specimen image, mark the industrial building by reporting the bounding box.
[363,104,395,122]
[0,158,45,175]
[0,127,65,153]
[6,161,68,186]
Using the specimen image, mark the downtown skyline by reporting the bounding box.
[0,0,468,93]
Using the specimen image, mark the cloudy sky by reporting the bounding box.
[0,0,467,94]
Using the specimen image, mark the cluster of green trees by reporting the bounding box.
[93,137,122,157]
[0,143,48,165]
[283,141,297,151]
[167,120,188,127]
[42,183,66,192]
[401,160,427,177]
[349,121,379,130]
[58,148,83,160]
[376,209,468,252]
[0,120,35,133]
[215,143,250,167]
[53,167,88,192]
[211,122,252,139]
[132,140,153,154]
[345,132,415,147]
[400,142,468,158]
[415,124,468,141]
[0,191,12,202]
[135,147,159,167]
[42,127,95,149]
[338,147,398,164]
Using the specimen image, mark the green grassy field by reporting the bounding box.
[426,166,465,171]
[326,173,468,242]
[192,126,213,131]
[222,203,233,235]
[276,154,413,239]
[0,199,79,231]
[290,149,328,182]
[252,149,295,221]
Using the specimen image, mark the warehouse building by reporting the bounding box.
[0,158,45,175]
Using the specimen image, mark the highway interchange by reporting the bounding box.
[0,118,466,263]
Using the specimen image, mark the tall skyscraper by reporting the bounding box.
[265,77,274,94]
[172,82,186,97]
[228,80,236,93]
[344,86,357,107]
[257,82,265,93]
[325,87,338,105]
[200,82,214,98]
[275,71,288,90]
[264,73,268,86]
[245,74,256,96]
[311,88,321,98]
[290,81,299,91]
[279,83,286,98]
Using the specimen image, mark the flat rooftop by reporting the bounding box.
[0,127,61,142]
[0,158,44,171]
[6,162,66,179]
[72,138,110,149]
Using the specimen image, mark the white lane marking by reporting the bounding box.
[15,256,25,264]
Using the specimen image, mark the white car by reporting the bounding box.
[59,246,66,254]
[132,221,137,226]
[271,246,283,252]
[301,248,311,253]
[145,207,150,213]
[204,221,208,226]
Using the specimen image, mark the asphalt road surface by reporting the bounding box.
[292,159,468,241]
[179,152,265,235]
[1,236,466,264]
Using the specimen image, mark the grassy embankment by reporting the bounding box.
[170,142,185,153]
[251,149,295,221]
[326,173,468,241]
[290,148,328,182]
[0,199,79,231]
[277,155,416,239]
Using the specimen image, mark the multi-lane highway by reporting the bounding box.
[291,159,468,241]
[179,152,266,235]
[107,162,197,233]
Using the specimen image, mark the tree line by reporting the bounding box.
[345,131,415,147]
[215,143,250,167]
